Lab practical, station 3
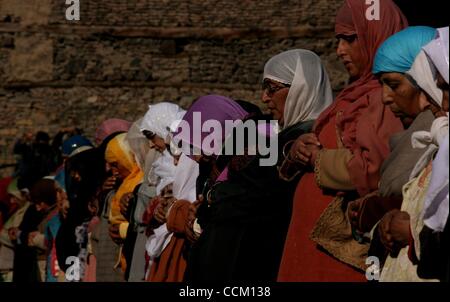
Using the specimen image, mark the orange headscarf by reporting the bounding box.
[314,0,408,196]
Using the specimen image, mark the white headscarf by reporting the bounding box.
[423,27,449,84]
[127,117,154,171]
[407,50,448,179]
[140,103,186,195]
[422,133,449,232]
[263,49,333,129]
[421,28,450,232]
[140,102,186,140]
[145,153,199,266]
[149,150,176,195]
[140,102,196,269]
[172,154,199,202]
[407,51,443,108]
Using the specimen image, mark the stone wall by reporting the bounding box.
[0,0,350,176]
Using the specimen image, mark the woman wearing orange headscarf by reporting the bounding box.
[278,0,408,281]
[105,133,144,272]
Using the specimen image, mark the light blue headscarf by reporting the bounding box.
[373,26,437,74]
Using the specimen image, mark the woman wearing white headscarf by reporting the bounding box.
[139,102,199,282]
[262,49,333,130]
[412,27,449,282]
[262,49,333,181]
[146,153,199,282]
[407,49,447,179]
[420,27,449,235]
[140,102,185,195]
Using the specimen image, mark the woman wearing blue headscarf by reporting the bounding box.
[373,26,439,127]
[346,26,440,281]
[367,26,444,281]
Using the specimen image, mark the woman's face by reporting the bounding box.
[336,34,365,81]
[105,161,129,180]
[150,135,166,153]
[380,72,430,127]
[261,79,290,126]
[143,130,167,153]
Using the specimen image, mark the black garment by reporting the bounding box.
[13,205,46,283]
[55,216,80,273]
[56,148,104,273]
[123,184,140,281]
[417,218,450,282]
[185,120,313,282]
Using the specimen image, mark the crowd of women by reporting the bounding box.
[0,0,448,282]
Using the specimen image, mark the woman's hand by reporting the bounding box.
[389,211,411,248]
[8,227,19,241]
[379,209,411,255]
[379,210,397,252]
[102,175,118,192]
[153,199,168,225]
[119,192,133,217]
[185,197,203,243]
[289,133,321,166]
[347,198,364,229]
[109,224,124,245]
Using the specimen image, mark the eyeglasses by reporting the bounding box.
[262,80,290,97]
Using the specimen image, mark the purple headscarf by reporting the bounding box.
[174,95,248,156]
[95,118,132,145]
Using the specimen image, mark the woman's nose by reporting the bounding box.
[261,90,270,103]
[336,39,347,58]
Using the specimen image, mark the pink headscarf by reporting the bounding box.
[94,118,132,145]
[315,0,408,196]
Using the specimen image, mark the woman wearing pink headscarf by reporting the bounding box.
[94,118,132,146]
[278,0,407,281]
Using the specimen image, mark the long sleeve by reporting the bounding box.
[314,148,354,191]
[109,194,129,240]
[345,97,403,197]
[166,200,190,235]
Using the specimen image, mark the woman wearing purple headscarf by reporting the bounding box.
[176,94,312,282]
